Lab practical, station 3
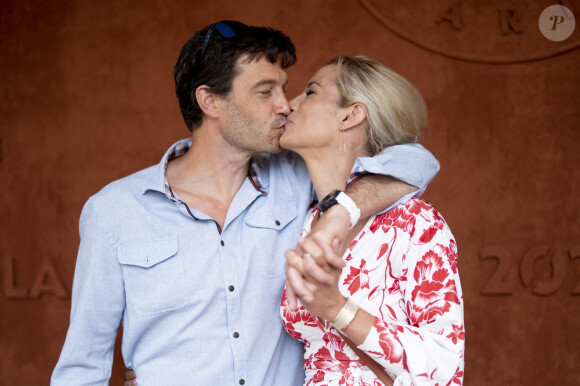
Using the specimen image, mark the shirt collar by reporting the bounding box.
[345,165,368,189]
[141,138,267,198]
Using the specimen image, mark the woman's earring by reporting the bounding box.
[339,124,346,153]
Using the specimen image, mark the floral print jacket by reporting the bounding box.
[281,198,465,386]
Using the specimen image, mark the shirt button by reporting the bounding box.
[228,285,234,292]
[233,332,239,338]
[239,380,245,385]
[275,220,281,226]
[220,240,225,246]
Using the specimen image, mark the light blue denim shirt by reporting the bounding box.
[51,139,439,386]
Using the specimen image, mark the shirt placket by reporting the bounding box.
[219,229,248,385]
[163,144,265,385]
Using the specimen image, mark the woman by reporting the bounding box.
[280,56,465,385]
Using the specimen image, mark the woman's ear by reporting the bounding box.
[195,85,219,119]
[341,103,367,130]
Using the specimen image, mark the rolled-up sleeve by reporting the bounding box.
[353,143,440,212]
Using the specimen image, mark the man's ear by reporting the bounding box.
[195,85,220,119]
[341,103,367,130]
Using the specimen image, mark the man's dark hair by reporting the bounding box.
[174,20,297,132]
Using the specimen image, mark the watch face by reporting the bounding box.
[319,190,341,213]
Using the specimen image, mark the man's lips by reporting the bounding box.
[276,119,289,131]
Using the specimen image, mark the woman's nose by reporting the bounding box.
[289,96,300,112]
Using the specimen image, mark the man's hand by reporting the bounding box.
[124,369,137,386]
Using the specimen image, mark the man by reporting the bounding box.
[52,21,438,385]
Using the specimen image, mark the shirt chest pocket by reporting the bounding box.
[245,201,298,278]
[117,236,189,316]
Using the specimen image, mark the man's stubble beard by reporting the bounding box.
[223,101,285,154]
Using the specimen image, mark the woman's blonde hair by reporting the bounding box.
[331,55,427,155]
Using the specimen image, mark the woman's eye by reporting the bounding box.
[305,90,314,96]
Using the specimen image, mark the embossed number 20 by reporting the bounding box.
[479,245,580,296]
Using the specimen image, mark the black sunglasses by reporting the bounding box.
[198,21,237,63]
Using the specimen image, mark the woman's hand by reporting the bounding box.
[306,205,351,269]
[284,205,350,309]
[285,248,346,321]
[284,235,340,311]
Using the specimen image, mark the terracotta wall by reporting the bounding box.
[1,0,578,384]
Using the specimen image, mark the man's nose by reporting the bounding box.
[276,94,291,116]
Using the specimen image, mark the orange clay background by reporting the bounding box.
[1,1,579,385]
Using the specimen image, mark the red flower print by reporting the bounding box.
[385,304,398,320]
[335,349,352,363]
[339,366,356,385]
[377,243,391,260]
[281,292,317,324]
[414,280,447,306]
[310,346,354,375]
[416,370,436,383]
[418,223,443,244]
[434,240,458,274]
[386,279,401,296]
[282,319,303,340]
[343,259,370,296]
[281,289,318,341]
[306,370,325,385]
[406,198,429,215]
[285,305,318,326]
[369,206,416,237]
[281,289,289,305]
[349,230,365,251]
[368,285,381,301]
[349,239,359,251]
[399,266,408,283]
[446,324,465,345]
[373,321,407,367]
[447,367,464,385]
[409,250,460,324]
[413,250,445,284]
[322,330,347,352]
[307,373,323,385]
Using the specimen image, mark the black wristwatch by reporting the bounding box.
[318,189,361,228]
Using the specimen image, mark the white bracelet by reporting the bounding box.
[331,297,360,331]
[335,192,361,229]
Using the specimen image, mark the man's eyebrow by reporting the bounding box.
[252,79,279,89]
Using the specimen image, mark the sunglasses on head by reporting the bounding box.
[198,21,237,63]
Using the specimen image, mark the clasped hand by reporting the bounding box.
[285,205,350,321]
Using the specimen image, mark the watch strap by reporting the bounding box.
[335,191,361,229]
[319,190,361,229]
